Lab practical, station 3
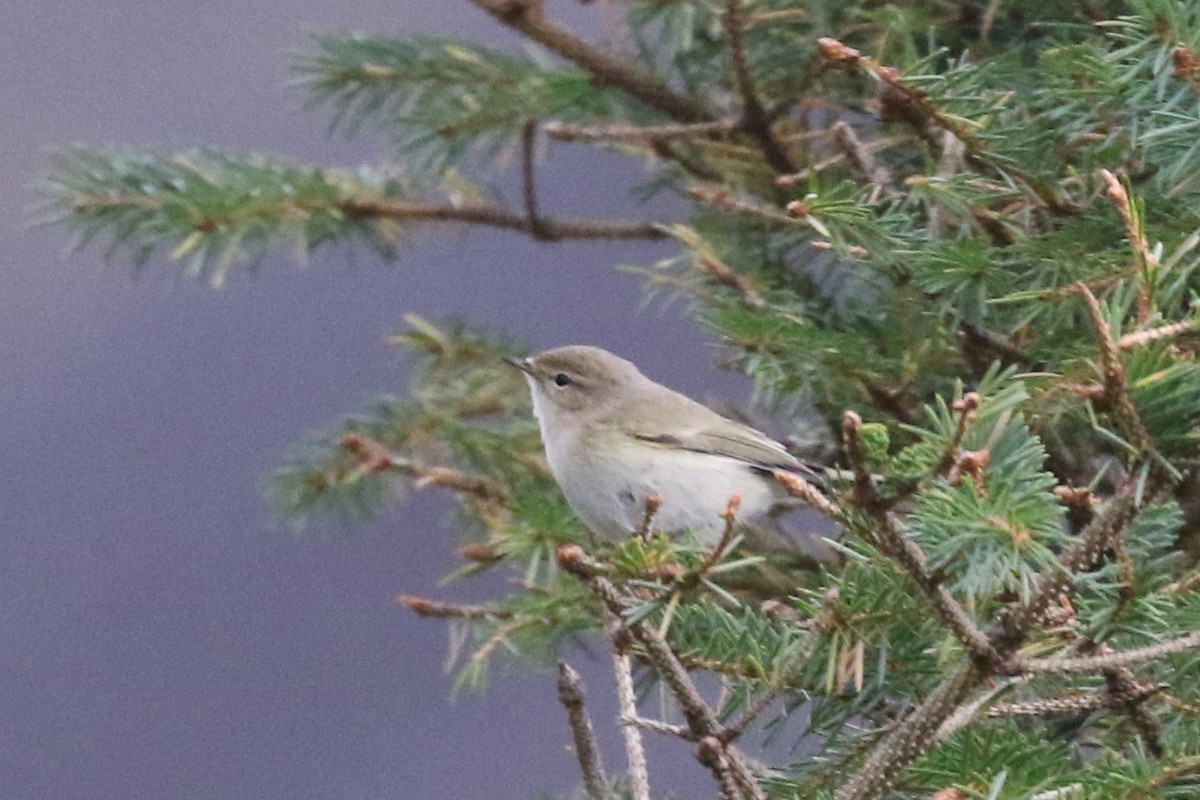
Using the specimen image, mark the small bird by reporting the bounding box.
[507,345,825,562]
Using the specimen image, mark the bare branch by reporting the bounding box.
[341,432,507,504]
[1017,630,1200,675]
[343,198,669,242]
[721,0,795,173]
[396,594,514,620]
[545,117,740,143]
[466,0,712,123]
[835,663,987,800]
[608,615,652,800]
[557,662,611,800]
[520,119,549,239]
[772,469,842,518]
[561,547,766,800]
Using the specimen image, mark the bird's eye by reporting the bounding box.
[553,372,572,387]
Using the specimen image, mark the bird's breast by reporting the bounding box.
[546,434,779,545]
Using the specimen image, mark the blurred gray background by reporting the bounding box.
[1,1,766,798]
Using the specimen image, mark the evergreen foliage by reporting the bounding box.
[43,0,1200,797]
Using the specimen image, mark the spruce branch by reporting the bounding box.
[465,0,712,124]
[835,663,987,800]
[831,121,895,201]
[344,198,669,242]
[1076,282,1153,454]
[557,662,611,800]
[560,546,766,800]
[341,432,507,504]
[1017,630,1200,675]
[984,685,1162,718]
[396,594,514,620]
[1117,318,1200,350]
[544,117,740,143]
[520,119,550,239]
[608,615,651,800]
[842,412,1002,667]
[720,0,795,173]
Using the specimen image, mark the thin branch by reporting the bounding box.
[935,392,981,477]
[545,117,740,143]
[831,121,895,201]
[985,685,1162,718]
[343,198,669,241]
[557,662,611,800]
[562,547,766,800]
[835,663,987,800]
[635,493,663,539]
[1017,630,1200,675]
[466,0,712,123]
[842,413,1003,667]
[772,469,842,518]
[1099,169,1157,322]
[1117,318,1200,350]
[623,715,694,740]
[396,594,514,620]
[608,615,652,800]
[721,0,795,173]
[341,432,507,504]
[1076,282,1153,454]
[520,119,549,238]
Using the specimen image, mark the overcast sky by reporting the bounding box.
[0,2,770,798]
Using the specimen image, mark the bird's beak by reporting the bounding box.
[502,356,533,375]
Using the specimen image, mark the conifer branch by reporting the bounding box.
[721,0,795,173]
[1017,630,1200,674]
[341,432,507,504]
[608,615,651,800]
[396,594,514,619]
[831,121,895,201]
[560,546,766,800]
[544,118,740,143]
[345,198,669,241]
[842,413,1003,667]
[465,0,712,123]
[1076,283,1154,454]
[520,119,550,238]
[557,662,611,800]
[1117,318,1200,350]
[984,686,1162,718]
[835,663,987,800]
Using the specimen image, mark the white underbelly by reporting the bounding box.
[550,439,780,545]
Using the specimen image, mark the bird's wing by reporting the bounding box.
[630,420,802,472]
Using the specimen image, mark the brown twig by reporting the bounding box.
[935,392,981,477]
[699,495,742,575]
[520,119,549,239]
[466,0,712,123]
[1016,630,1200,675]
[396,594,514,620]
[635,493,663,539]
[835,663,987,800]
[341,432,507,504]
[343,198,669,242]
[986,685,1163,718]
[608,615,652,800]
[561,546,766,800]
[545,117,740,143]
[1076,282,1153,454]
[772,469,842,518]
[1100,169,1157,322]
[557,662,611,800]
[831,121,895,201]
[721,0,795,173]
[1129,754,1200,799]
[1117,318,1200,350]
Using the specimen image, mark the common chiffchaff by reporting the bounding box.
[508,346,820,555]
